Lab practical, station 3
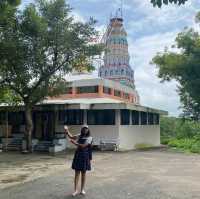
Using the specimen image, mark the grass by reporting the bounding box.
[135,143,154,149]
[162,137,200,154]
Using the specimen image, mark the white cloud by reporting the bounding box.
[128,31,182,116]
[119,0,200,116]
[20,0,200,116]
[71,11,86,22]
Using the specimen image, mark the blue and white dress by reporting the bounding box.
[72,135,93,171]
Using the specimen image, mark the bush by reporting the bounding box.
[168,138,200,153]
[160,116,200,153]
[190,142,200,153]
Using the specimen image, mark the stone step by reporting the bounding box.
[34,141,54,152]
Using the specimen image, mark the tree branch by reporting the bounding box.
[29,54,70,96]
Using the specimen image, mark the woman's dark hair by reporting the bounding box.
[80,127,90,137]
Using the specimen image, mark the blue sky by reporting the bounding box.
[21,0,200,116]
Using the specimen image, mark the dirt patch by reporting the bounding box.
[1,174,28,184]
[0,152,72,189]
[0,151,107,190]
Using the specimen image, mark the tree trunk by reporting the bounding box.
[24,105,33,152]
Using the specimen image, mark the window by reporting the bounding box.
[141,112,147,125]
[120,110,130,125]
[132,111,139,125]
[8,112,25,125]
[110,70,113,76]
[114,90,121,97]
[76,86,98,94]
[148,113,154,125]
[154,113,160,125]
[0,112,6,124]
[121,69,124,75]
[59,110,84,125]
[103,87,111,95]
[115,70,118,75]
[87,110,115,125]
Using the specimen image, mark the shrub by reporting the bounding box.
[190,142,200,153]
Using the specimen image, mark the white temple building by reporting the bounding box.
[0,14,167,152]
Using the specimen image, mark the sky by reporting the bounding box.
[21,0,200,116]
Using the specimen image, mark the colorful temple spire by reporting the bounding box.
[98,15,135,89]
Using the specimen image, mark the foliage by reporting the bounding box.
[168,138,200,153]
[0,88,20,104]
[160,116,200,153]
[152,12,200,120]
[0,0,103,151]
[0,0,20,27]
[150,0,188,8]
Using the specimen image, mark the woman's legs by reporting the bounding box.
[81,171,86,194]
[73,170,80,195]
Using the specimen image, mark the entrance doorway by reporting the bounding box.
[33,111,55,141]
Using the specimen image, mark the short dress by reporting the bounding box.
[72,135,93,171]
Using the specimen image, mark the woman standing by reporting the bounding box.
[64,125,93,197]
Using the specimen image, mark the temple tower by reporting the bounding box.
[98,15,135,89]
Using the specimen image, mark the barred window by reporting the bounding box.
[103,87,111,95]
[87,110,115,125]
[0,112,6,124]
[148,113,154,125]
[154,113,160,125]
[76,86,98,94]
[132,111,140,125]
[141,112,147,125]
[8,112,25,125]
[59,110,84,125]
[121,110,130,125]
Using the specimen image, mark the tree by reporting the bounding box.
[152,12,200,120]
[0,0,102,152]
[0,0,20,25]
[150,0,188,8]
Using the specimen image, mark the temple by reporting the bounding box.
[99,17,135,89]
[0,12,167,153]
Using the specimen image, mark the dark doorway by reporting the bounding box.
[33,111,55,141]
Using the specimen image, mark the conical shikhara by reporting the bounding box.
[99,16,136,90]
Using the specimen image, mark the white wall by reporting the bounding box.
[56,124,119,148]
[119,125,160,150]
[55,110,160,151]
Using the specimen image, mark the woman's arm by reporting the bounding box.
[70,139,88,148]
[64,126,78,140]
[70,136,93,149]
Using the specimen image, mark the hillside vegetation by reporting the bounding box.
[160,117,200,153]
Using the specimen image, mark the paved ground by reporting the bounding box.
[1,149,200,199]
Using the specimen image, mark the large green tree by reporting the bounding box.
[0,0,21,102]
[150,0,188,7]
[0,0,102,151]
[152,12,200,120]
